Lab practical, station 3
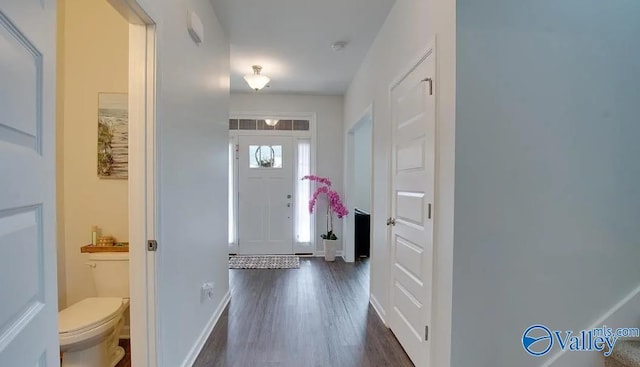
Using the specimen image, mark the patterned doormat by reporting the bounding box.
[229,255,300,269]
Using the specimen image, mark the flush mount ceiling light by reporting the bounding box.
[264,119,279,127]
[244,65,270,91]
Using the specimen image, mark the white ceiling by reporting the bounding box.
[210,0,396,95]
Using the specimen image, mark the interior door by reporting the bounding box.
[238,135,294,254]
[388,51,435,367]
[0,1,59,367]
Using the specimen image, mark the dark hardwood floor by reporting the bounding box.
[193,258,414,367]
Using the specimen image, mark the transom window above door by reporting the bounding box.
[229,119,310,131]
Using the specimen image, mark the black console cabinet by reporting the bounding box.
[354,208,370,258]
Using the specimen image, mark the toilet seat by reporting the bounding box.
[59,297,124,336]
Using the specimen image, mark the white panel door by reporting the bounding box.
[389,51,435,367]
[238,136,294,254]
[0,1,59,367]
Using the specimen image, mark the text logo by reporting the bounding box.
[522,325,554,356]
[522,325,640,357]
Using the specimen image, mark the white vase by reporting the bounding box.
[323,239,337,261]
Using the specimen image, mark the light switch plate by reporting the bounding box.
[200,282,214,302]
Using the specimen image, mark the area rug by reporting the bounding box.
[229,255,300,269]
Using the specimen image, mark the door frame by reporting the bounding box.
[343,104,374,263]
[229,112,317,255]
[106,1,158,366]
[386,40,437,367]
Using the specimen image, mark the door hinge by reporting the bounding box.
[422,78,433,95]
[428,203,432,219]
[147,240,158,252]
[425,325,429,341]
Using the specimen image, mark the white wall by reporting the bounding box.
[344,0,456,366]
[353,120,371,212]
[452,1,640,366]
[56,0,129,307]
[230,93,345,253]
[127,0,230,366]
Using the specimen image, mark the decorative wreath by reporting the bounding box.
[255,145,276,168]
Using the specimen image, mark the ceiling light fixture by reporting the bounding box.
[244,65,270,91]
[264,119,279,127]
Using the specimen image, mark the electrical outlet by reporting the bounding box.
[200,282,215,303]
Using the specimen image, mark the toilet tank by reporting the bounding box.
[88,252,129,298]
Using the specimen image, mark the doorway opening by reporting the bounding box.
[56,0,157,366]
[344,106,373,264]
[228,114,316,256]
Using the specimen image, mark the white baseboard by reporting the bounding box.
[180,290,231,367]
[543,283,640,367]
[314,250,344,258]
[120,325,130,339]
[370,293,387,326]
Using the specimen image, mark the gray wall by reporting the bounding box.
[453,1,640,366]
[134,0,230,365]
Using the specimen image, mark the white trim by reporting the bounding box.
[314,250,344,258]
[108,1,158,366]
[542,283,640,367]
[370,294,387,326]
[180,291,231,367]
[346,104,374,132]
[229,112,317,255]
[120,325,130,339]
[107,0,155,25]
[143,23,159,367]
[232,111,317,121]
[389,41,436,90]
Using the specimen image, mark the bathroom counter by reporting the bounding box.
[81,244,129,253]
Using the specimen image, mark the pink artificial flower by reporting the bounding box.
[301,175,332,187]
[303,175,349,217]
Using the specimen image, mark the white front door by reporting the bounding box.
[389,50,436,367]
[0,1,59,367]
[238,135,294,254]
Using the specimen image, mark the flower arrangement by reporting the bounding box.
[302,175,348,240]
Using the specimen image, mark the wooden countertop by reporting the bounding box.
[81,244,129,253]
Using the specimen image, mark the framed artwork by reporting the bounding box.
[97,93,128,179]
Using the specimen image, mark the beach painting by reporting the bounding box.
[97,93,128,179]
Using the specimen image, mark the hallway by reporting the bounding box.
[193,258,413,367]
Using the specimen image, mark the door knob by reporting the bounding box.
[386,217,396,226]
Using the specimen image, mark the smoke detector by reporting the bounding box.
[331,41,348,52]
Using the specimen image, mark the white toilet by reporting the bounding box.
[59,252,130,367]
